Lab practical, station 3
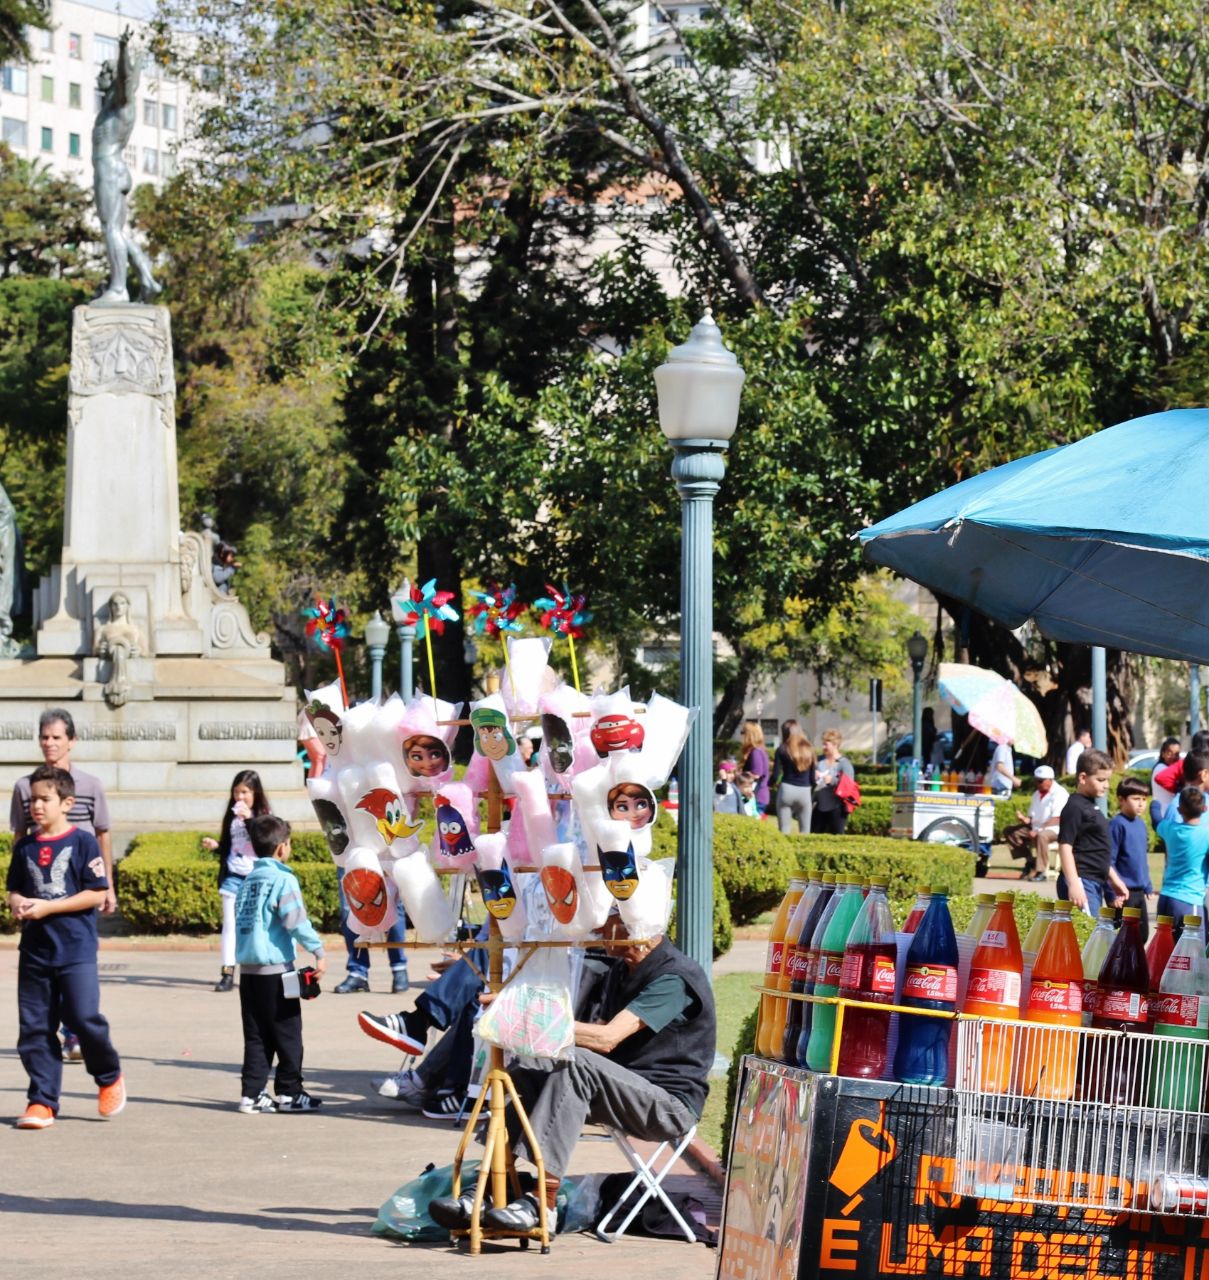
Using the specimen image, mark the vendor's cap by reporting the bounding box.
[1034,765,1055,780]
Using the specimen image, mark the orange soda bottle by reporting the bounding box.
[757,878,805,1057]
[771,875,822,1060]
[963,892,1023,1093]
[1016,900,1082,1099]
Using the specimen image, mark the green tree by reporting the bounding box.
[0,0,47,62]
[0,146,94,279]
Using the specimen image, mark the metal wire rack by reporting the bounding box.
[953,1018,1209,1215]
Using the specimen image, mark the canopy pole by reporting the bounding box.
[1092,646,1108,814]
[1191,664,1202,740]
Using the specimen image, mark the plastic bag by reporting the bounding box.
[372,1160,481,1241]
[476,946,575,1061]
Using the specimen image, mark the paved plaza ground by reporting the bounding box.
[0,941,725,1280]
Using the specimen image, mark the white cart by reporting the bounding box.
[891,789,999,874]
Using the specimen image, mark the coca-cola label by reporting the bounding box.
[979,929,1009,949]
[1169,954,1193,971]
[839,952,862,990]
[769,941,785,975]
[820,952,844,987]
[1097,988,1148,1023]
[966,967,1022,1007]
[903,964,957,1002]
[785,947,809,984]
[802,950,818,986]
[1156,993,1208,1029]
[1027,979,1082,1016]
[871,955,897,995]
[1083,981,1099,1018]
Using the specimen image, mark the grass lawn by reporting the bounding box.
[697,970,762,1154]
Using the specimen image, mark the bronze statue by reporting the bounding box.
[92,28,162,305]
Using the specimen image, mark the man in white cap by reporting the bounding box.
[1003,765,1068,882]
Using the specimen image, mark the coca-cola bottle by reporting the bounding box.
[1148,915,1209,1111]
[1016,901,1082,1100]
[1079,906,1118,1026]
[903,886,932,934]
[962,893,1023,1093]
[796,876,850,1067]
[757,878,805,1057]
[782,874,835,1064]
[894,892,958,1085]
[1146,914,1176,1027]
[805,876,865,1072]
[773,875,822,1061]
[1087,906,1149,1104]
[835,877,897,1078]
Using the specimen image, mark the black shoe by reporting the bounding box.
[482,1193,542,1233]
[421,1091,466,1121]
[333,974,370,995]
[214,968,235,993]
[391,971,411,995]
[276,1090,323,1112]
[429,1191,478,1231]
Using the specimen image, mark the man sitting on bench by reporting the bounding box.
[429,917,716,1232]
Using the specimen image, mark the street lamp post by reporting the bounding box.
[907,630,927,767]
[655,312,745,978]
[365,610,390,703]
[391,579,416,702]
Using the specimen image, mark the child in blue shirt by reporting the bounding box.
[6,765,124,1129]
[1156,785,1209,942]
[1109,776,1154,942]
[234,813,326,1113]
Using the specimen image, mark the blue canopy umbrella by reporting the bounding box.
[858,408,1209,663]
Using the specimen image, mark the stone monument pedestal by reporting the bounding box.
[0,304,311,825]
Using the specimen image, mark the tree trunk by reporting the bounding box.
[714,654,754,741]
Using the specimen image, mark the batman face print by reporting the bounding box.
[476,865,517,919]
[599,843,640,900]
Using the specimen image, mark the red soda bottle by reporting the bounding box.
[903,886,932,934]
[1146,915,1176,1028]
[1088,906,1149,1103]
[835,877,897,1078]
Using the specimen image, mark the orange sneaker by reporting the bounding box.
[16,1103,55,1129]
[98,1076,126,1119]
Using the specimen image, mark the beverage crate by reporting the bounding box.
[953,1017,1209,1215]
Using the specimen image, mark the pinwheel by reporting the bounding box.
[468,582,526,685]
[391,578,460,701]
[302,597,352,706]
[534,583,591,691]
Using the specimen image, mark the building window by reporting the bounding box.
[40,125,51,152]
[68,81,80,108]
[68,131,80,157]
[40,74,52,102]
[161,102,176,131]
[69,32,82,59]
[162,151,177,178]
[95,35,118,65]
[2,117,28,148]
[143,99,157,126]
[1,65,29,94]
[37,28,53,52]
[142,146,158,175]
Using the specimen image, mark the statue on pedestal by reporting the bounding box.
[92,28,162,305]
[95,590,144,708]
[0,482,26,658]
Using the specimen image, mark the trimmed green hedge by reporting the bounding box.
[0,832,13,932]
[792,836,973,900]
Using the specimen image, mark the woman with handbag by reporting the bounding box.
[811,729,856,835]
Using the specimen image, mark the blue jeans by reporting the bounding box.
[1158,894,1197,943]
[337,867,408,977]
[1057,873,1107,919]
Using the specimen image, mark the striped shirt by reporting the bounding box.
[10,768,111,837]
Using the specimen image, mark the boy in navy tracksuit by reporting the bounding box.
[7,764,124,1129]
[234,814,326,1113]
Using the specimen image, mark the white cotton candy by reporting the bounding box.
[512,768,557,853]
[336,700,380,767]
[537,683,596,786]
[306,775,352,869]
[391,851,455,943]
[617,856,674,940]
[475,832,528,942]
[631,692,696,790]
[501,635,552,716]
[341,846,399,940]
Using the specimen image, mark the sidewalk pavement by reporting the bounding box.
[0,943,722,1280]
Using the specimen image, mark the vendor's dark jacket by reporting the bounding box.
[597,939,716,1118]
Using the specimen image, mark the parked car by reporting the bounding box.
[877,730,954,767]
[1126,747,1168,774]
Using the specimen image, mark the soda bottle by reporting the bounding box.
[1021,904,1054,963]
[1149,916,1209,1110]
[1017,901,1082,1099]
[964,893,996,942]
[796,876,850,1066]
[805,875,866,1072]
[757,877,805,1057]
[1088,906,1150,1104]
[835,877,898,1078]
[1146,915,1176,1024]
[962,893,1023,1093]
[782,873,835,1063]
[904,886,932,934]
[772,875,822,1061]
[895,891,958,1085]
[1079,906,1118,1026]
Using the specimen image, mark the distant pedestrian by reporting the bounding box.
[234,814,326,1113]
[1064,728,1092,776]
[1110,776,1153,943]
[989,738,1019,796]
[713,759,743,815]
[8,765,125,1129]
[1150,735,1183,826]
[771,720,815,835]
[201,770,272,993]
[812,729,855,835]
[736,772,761,818]
[739,721,770,814]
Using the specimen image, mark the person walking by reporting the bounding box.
[739,721,771,815]
[771,720,815,835]
[812,729,855,835]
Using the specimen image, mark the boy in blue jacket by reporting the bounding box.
[234,815,326,1112]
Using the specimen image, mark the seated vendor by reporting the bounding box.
[429,919,716,1232]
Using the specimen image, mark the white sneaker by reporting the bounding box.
[374,1068,426,1110]
[238,1091,277,1113]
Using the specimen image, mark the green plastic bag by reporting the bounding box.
[372,1160,481,1242]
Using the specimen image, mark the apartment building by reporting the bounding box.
[0,0,191,193]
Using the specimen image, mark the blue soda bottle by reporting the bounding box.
[894,891,959,1085]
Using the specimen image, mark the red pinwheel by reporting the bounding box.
[533,583,591,690]
[467,582,525,638]
[302,597,352,707]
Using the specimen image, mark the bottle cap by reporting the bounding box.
[1099,906,1116,919]
[1185,915,1202,928]
[1122,907,1141,920]
[1156,914,1173,925]
[1053,899,1071,911]
[994,892,1014,904]
[976,893,995,905]
[821,872,836,884]
[916,885,931,895]
[870,876,889,889]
